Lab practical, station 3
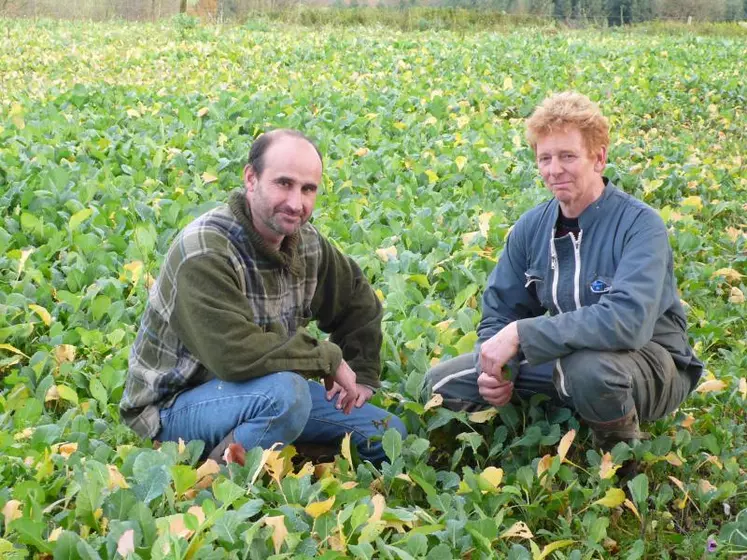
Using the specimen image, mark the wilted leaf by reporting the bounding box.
[728,286,744,304]
[340,432,353,465]
[696,379,727,393]
[196,459,220,482]
[107,465,129,489]
[680,195,703,211]
[48,527,63,542]
[53,345,76,364]
[711,268,743,283]
[535,539,575,560]
[423,393,443,412]
[592,488,626,508]
[375,246,397,263]
[0,344,29,359]
[478,212,493,238]
[196,107,209,117]
[369,494,385,523]
[28,304,52,326]
[500,521,533,539]
[681,414,695,429]
[305,497,335,519]
[665,452,684,467]
[455,155,467,171]
[122,261,144,285]
[599,452,620,480]
[739,378,746,399]
[117,528,135,556]
[698,479,717,494]
[2,500,22,524]
[468,407,496,423]
[623,499,641,522]
[557,429,576,463]
[536,454,553,479]
[264,515,287,554]
[58,442,78,458]
[201,172,218,184]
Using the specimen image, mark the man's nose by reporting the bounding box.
[548,156,563,175]
[286,188,303,212]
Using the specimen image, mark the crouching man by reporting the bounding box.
[426,92,702,451]
[120,129,406,465]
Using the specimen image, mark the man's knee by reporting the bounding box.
[268,372,312,438]
[557,349,631,420]
[424,353,481,409]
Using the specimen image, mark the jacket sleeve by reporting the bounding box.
[476,220,546,375]
[311,236,383,389]
[170,253,342,381]
[517,211,671,364]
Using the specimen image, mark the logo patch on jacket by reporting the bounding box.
[590,279,611,294]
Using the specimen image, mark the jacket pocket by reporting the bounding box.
[524,268,546,306]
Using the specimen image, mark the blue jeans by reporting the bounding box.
[156,371,406,466]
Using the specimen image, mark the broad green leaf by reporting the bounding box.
[68,208,93,232]
[382,428,403,463]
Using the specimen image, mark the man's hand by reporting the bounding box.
[479,322,521,380]
[323,360,360,414]
[326,382,374,410]
[477,372,514,407]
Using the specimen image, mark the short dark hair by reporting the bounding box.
[247,129,323,177]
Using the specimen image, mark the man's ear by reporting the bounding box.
[243,165,257,192]
[594,146,608,173]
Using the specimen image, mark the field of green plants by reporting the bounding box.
[1,16,746,559]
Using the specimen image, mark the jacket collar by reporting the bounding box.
[551,177,616,230]
[228,189,303,275]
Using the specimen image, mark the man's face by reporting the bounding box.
[536,127,606,216]
[244,135,322,245]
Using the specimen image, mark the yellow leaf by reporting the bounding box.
[17,248,34,276]
[45,385,60,403]
[698,479,717,494]
[681,413,695,429]
[557,429,576,463]
[177,438,186,455]
[54,344,76,364]
[0,344,29,359]
[456,115,470,129]
[695,379,727,393]
[354,147,369,157]
[500,521,533,539]
[455,155,467,171]
[29,304,53,326]
[197,107,209,117]
[623,499,641,522]
[48,527,63,542]
[263,449,289,485]
[126,108,140,118]
[423,393,443,412]
[424,169,439,184]
[264,515,288,555]
[739,378,746,399]
[369,494,386,523]
[291,461,314,479]
[478,211,493,238]
[592,487,626,508]
[201,172,218,184]
[249,442,282,486]
[375,246,397,263]
[535,539,575,560]
[305,497,335,519]
[14,428,34,441]
[599,452,620,480]
[58,442,78,458]
[341,432,353,465]
[665,452,684,467]
[729,286,744,304]
[668,476,686,493]
[340,481,358,490]
[468,408,497,423]
[2,499,22,524]
[395,473,414,484]
[711,267,743,283]
[107,465,129,489]
[123,261,144,285]
[10,102,25,129]
[374,289,385,302]
[117,529,135,556]
[480,466,503,489]
[196,459,221,482]
[393,122,407,131]
[503,75,513,90]
[680,195,703,211]
[536,454,553,479]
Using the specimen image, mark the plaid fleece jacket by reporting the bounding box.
[120,190,383,438]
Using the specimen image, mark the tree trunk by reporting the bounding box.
[180,0,187,13]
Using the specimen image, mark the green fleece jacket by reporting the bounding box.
[120,189,383,438]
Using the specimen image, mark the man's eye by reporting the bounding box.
[561,154,576,161]
[538,157,551,164]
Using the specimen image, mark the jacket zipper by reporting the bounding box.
[550,230,562,313]
[571,230,583,310]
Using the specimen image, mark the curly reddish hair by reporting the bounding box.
[526,92,609,155]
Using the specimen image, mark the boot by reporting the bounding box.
[207,431,237,465]
[587,408,642,451]
[587,408,642,482]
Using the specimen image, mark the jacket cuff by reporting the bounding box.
[320,341,343,376]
